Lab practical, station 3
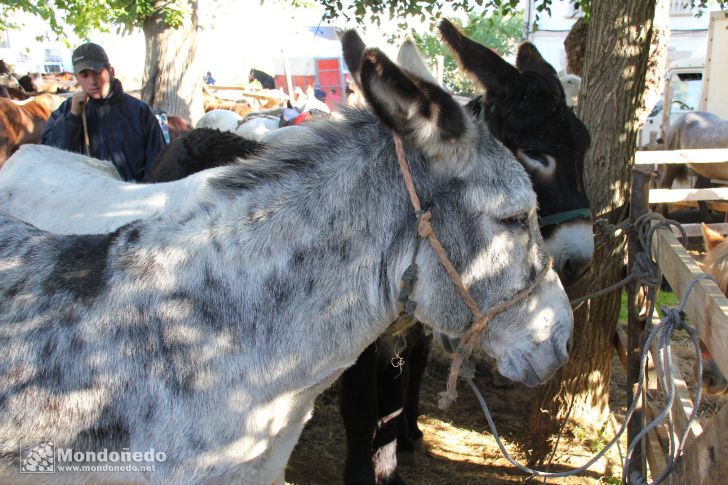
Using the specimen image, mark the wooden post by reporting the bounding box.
[627,167,652,479]
[673,403,728,484]
[283,54,294,98]
[660,77,671,141]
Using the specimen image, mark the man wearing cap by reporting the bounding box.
[41,42,165,182]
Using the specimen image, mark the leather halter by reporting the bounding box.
[538,208,593,228]
[392,134,553,409]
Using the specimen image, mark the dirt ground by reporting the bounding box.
[285,345,630,485]
[283,244,727,485]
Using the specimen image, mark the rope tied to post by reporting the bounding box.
[461,272,711,483]
[452,208,711,483]
[570,212,682,310]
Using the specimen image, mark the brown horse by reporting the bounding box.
[0,86,39,100]
[166,115,192,141]
[0,94,63,167]
[203,88,252,117]
[698,223,728,395]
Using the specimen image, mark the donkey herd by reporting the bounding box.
[0,19,721,485]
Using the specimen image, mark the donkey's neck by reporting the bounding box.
[140,113,420,372]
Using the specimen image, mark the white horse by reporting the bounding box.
[559,74,581,108]
[195,109,243,133]
[0,144,229,234]
[235,115,280,141]
[0,32,572,485]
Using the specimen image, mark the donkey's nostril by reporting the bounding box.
[560,257,591,285]
[553,333,571,363]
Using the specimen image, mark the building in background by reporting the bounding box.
[0,15,73,74]
[0,11,146,89]
[522,0,721,74]
[271,26,346,96]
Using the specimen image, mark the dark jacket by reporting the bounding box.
[41,79,166,182]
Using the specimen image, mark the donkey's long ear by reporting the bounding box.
[439,18,520,94]
[516,42,557,76]
[359,48,469,147]
[340,30,366,85]
[397,39,438,85]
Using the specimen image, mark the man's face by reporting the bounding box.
[76,66,114,99]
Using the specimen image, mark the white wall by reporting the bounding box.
[0,13,75,74]
[523,0,722,74]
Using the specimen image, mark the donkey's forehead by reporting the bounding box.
[487,82,583,149]
[520,70,565,99]
[464,132,537,214]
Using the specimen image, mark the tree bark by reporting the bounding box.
[564,17,587,76]
[141,0,204,124]
[527,0,663,460]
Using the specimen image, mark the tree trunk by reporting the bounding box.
[141,0,204,124]
[527,0,663,459]
[564,17,587,76]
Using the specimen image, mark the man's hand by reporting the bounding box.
[70,91,89,116]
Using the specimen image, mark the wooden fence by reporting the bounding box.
[627,148,728,483]
[203,85,287,111]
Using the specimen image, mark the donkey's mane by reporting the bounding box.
[207,108,422,199]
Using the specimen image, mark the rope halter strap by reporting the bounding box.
[392,134,553,409]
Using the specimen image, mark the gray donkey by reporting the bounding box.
[0,32,572,485]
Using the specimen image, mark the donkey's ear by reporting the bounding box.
[396,39,438,85]
[439,18,521,94]
[359,48,469,146]
[340,30,366,84]
[516,42,557,76]
[702,222,726,252]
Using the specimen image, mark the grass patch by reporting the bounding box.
[618,286,679,324]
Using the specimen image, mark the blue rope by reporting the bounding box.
[463,237,712,483]
[438,210,718,482]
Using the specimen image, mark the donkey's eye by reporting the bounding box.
[516,149,556,174]
[500,213,529,227]
[521,149,549,167]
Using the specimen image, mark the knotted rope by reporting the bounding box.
[461,273,709,482]
[392,135,551,410]
[569,212,682,311]
[454,210,706,482]
[394,133,709,482]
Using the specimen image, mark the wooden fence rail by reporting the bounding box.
[629,149,728,483]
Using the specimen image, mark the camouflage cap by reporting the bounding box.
[71,43,110,75]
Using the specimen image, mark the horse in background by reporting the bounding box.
[41,71,76,93]
[203,88,252,117]
[0,86,32,100]
[0,93,64,167]
[656,111,728,190]
[698,223,728,395]
[559,73,581,108]
[249,68,276,89]
[166,115,192,141]
[0,128,265,233]
[9,72,74,96]
[196,109,243,133]
[145,127,264,182]
[17,73,42,93]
